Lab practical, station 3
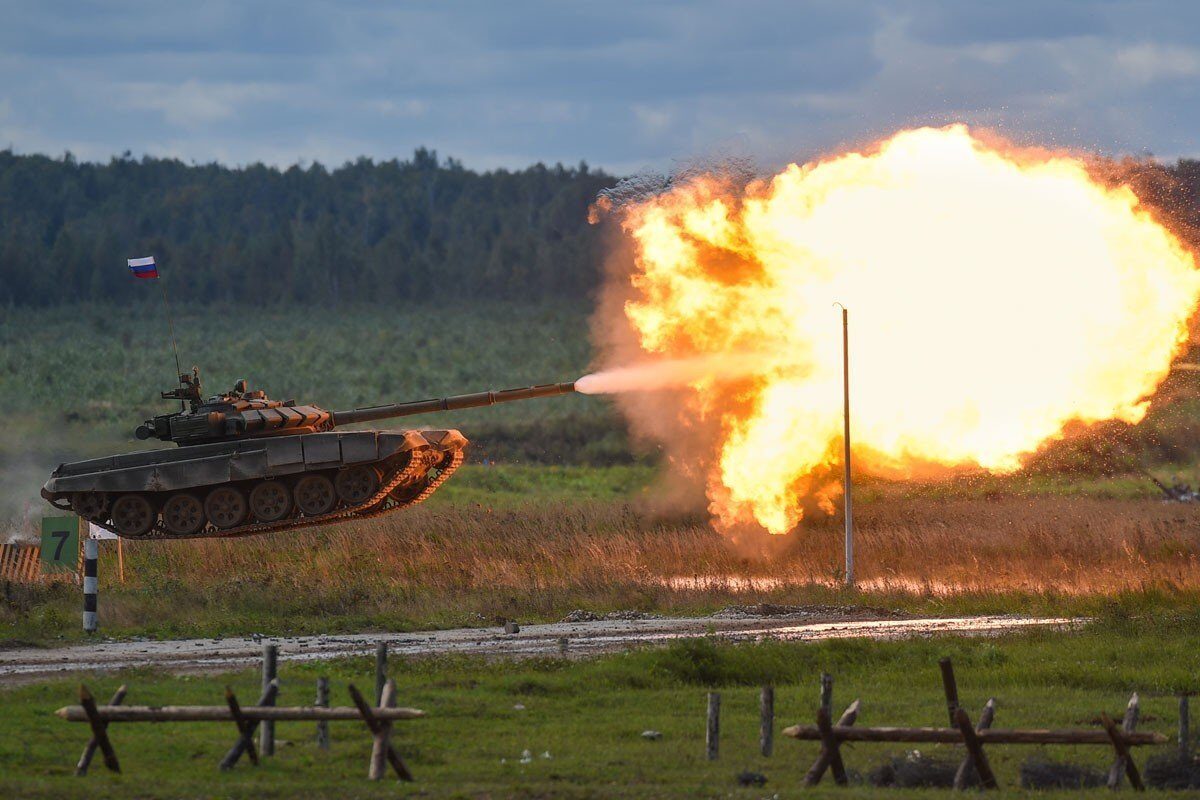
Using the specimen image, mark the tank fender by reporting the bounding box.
[301,434,342,466]
[43,453,242,494]
[339,431,381,464]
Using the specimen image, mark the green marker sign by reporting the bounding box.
[40,516,80,572]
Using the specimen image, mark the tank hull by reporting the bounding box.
[42,429,468,540]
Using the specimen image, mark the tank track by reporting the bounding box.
[91,448,465,541]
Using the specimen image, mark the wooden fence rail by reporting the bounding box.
[782,724,1166,747]
[57,705,425,722]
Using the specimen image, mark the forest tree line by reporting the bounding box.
[0,148,615,307]
[8,149,1200,308]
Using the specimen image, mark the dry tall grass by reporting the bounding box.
[84,493,1200,633]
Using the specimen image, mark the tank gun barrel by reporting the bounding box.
[331,382,576,426]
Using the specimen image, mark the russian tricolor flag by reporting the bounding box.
[127,256,159,279]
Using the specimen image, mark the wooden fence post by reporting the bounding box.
[938,657,960,726]
[954,706,997,789]
[315,677,330,751]
[760,685,774,757]
[804,699,860,786]
[1180,694,1191,761]
[220,679,279,770]
[953,698,996,789]
[1102,710,1144,791]
[75,684,126,775]
[706,692,720,761]
[369,680,397,780]
[223,687,260,767]
[1107,693,1140,789]
[78,685,120,773]
[375,642,388,705]
[76,684,124,775]
[815,704,848,785]
[348,683,413,781]
[820,673,833,717]
[260,643,278,756]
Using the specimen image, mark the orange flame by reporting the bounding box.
[603,125,1200,535]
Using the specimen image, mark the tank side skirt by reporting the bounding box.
[89,448,465,541]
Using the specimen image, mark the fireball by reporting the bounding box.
[602,125,1200,534]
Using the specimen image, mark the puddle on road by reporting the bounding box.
[656,574,967,595]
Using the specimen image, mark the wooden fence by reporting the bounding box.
[0,541,81,584]
[782,658,1167,791]
[58,679,423,781]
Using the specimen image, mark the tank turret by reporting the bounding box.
[134,369,335,445]
[133,369,575,447]
[43,369,578,539]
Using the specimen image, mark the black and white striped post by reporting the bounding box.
[83,536,98,633]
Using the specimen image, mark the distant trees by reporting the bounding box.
[0,148,615,306]
[9,148,1200,309]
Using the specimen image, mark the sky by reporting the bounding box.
[2,1,1200,174]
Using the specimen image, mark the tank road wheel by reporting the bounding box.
[205,486,249,530]
[162,493,206,536]
[110,494,156,537]
[334,466,381,506]
[294,474,337,517]
[249,480,293,522]
[70,492,108,522]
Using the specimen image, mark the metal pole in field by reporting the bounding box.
[260,643,278,756]
[836,303,854,586]
[82,538,98,633]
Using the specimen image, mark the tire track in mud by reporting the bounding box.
[0,612,1077,684]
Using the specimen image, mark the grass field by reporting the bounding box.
[5,305,1200,796]
[4,463,1200,645]
[2,617,1197,798]
[5,303,1200,646]
[0,301,626,522]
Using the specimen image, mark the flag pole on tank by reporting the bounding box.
[128,255,184,409]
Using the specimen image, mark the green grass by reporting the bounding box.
[1,618,1196,798]
[1,302,592,417]
[435,463,657,506]
[0,301,629,518]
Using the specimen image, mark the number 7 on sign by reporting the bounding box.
[50,531,70,560]
[40,516,80,572]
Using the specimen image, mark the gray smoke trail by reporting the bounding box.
[575,353,780,395]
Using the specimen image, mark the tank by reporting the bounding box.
[41,368,576,539]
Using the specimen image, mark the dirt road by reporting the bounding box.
[0,610,1075,683]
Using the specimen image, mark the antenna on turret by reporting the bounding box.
[127,255,184,410]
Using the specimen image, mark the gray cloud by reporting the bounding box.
[1,1,1199,172]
